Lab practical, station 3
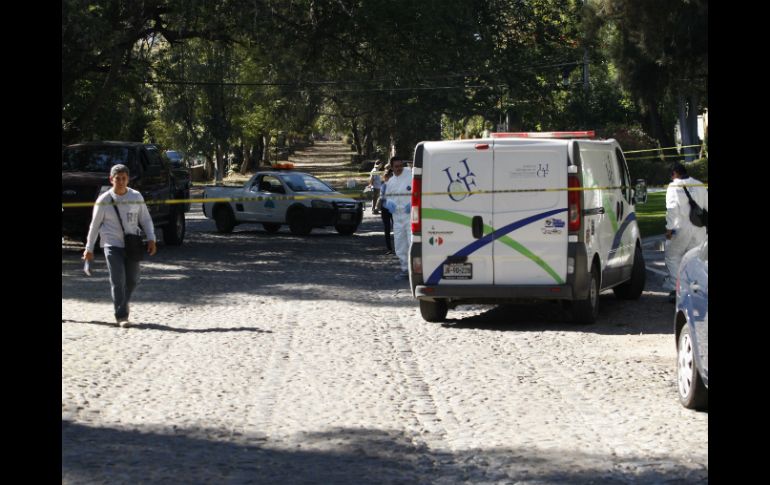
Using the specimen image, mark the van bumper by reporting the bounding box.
[414,285,574,300]
[410,242,591,302]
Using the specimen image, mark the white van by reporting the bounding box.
[408,131,648,323]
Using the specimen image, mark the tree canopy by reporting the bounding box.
[62,0,708,164]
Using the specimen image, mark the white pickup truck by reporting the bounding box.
[202,170,363,235]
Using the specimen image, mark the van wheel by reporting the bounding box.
[573,266,599,324]
[420,299,448,322]
[163,209,186,246]
[214,205,235,233]
[614,245,645,300]
[262,223,281,233]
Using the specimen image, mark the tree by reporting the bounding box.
[587,0,708,157]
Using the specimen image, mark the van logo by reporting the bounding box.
[429,236,444,246]
[537,163,549,177]
[545,218,565,228]
[442,158,477,202]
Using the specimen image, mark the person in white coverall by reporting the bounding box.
[382,158,413,280]
[664,162,708,301]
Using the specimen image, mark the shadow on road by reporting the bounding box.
[440,290,674,336]
[61,319,273,334]
[62,421,706,484]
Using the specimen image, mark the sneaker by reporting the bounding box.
[384,249,394,255]
[117,317,130,328]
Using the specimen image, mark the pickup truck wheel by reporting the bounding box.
[288,211,312,235]
[613,245,645,300]
[214,205,235,233]
[163,209,186,246]
[420,299,448,322]
[572,265,599,324]
[262,223,281,233]
[335,224,358,236]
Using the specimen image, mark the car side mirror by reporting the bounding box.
[633,179,648,204]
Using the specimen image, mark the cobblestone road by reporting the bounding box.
[62,206,707,484]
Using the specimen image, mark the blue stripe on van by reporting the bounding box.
[610,213,636,255]
[425,208,567,285]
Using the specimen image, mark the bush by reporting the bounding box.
[687,158,708,183]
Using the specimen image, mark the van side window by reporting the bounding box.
[615,148,632,203]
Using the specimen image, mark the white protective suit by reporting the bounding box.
[383,167,413,272]
[664,176,708,290]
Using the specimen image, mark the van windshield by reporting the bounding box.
[62,146,137,173]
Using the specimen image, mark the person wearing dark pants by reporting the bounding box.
[83,164,157,327]
[380,170,394,254]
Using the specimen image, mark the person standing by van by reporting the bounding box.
[382,158,412,279]
[664,162,708,302]
[82,164,157,326]
[378,168,394,254]
[367,166,383,214]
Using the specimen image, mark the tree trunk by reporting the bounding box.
[351,120,363,155]
[641,98,674,156]
[214,144,224,184]
[363,124,375,158]
[262,134,271,165]
[678,94,700,162]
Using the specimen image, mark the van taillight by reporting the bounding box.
[411,177,421,234]
[568,174,581,232]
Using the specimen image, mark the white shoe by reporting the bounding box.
[117,318,130,328]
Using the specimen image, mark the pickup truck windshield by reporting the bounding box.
[62,146,137,173]
[280,173,333,192]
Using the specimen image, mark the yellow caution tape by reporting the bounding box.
[61,183,708,209]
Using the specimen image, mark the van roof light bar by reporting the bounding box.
[491,131,595,139]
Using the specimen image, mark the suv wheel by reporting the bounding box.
[163,209,186,246]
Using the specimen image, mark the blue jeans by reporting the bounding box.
[104,246,141,320]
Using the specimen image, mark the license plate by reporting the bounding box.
[339,213,352,221]
[443,262,472,280]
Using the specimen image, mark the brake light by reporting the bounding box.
[492,131,595,139]
[411,177,422,234]
[568,175,581,232]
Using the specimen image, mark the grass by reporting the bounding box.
[635,191,666,237]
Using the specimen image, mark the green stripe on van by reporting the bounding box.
[421,208,565,284]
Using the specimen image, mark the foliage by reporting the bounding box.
[62,0,706,176]
[634,191,666,237]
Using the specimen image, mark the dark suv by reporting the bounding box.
[62,141,189,245]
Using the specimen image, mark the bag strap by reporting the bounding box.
[682,185,695,203]
[111,193,128,235]
[682,185,705,210]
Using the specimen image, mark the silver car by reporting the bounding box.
[674,237,708,410]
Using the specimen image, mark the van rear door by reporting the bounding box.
[491,141,569,285]
[420,141,494,286]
